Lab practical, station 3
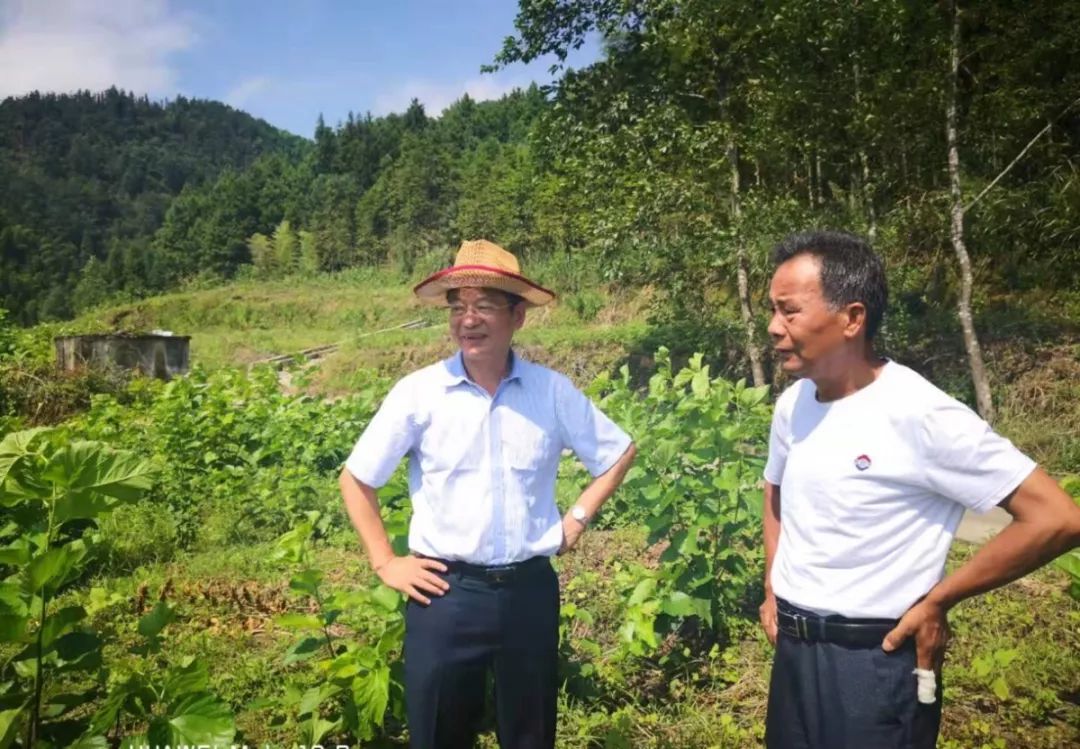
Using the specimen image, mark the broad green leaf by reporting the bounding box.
[0,705,25,749]
[27,546,74,593]
[89,676,155,735]
[0,428,50,489]
[627,577,656,607]
[677,527,701,556]
[990,676,1010,701]
[47,444,154,522]
[640,483,662,502]
[738,385,770,408]
[163,658,210,700]
[659,591,697,617]
[0,616,27,643]
[371,584,400,612]
[651,440,678,470]
[304,715,338,746]
[137,601,175,639]
[351,664,391,739]
[690,367,710,399]
[276,612,322,630]
[289,568,322,595]
[376,618,405,657]
[40,605,86,649]
[329,657,362,680]
[1053,549,1080,573]
[149,692,235,747]
[54,631,102,671]
[284,636,323,665]
[298,684,336,716]
[167,693,236,745]
[0,539,30,566]
[659,593,712,625]
[0,584,27,617]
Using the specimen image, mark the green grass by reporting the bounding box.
[61,269,650,393]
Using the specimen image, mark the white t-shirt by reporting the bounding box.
[764,361,1036,619]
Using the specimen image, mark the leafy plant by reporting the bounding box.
[74,364,387,549]
[970,647,1021,702]
[593,348,771,654]
[1052,475,1080,600]
[273,513,406,744]
[89,602,236,747]
[0,427,153,747]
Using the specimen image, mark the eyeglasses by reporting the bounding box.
[448,302,511,319]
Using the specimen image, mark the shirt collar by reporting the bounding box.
[442,350,525,389]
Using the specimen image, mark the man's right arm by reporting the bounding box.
[339,469,448,605]
[760,480,782,644]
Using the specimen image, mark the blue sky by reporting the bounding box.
[0,0,599,137]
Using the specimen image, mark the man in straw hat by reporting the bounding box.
[340,239,636,748]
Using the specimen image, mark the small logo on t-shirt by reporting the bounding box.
[854,454,872,471]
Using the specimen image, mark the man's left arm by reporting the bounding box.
[883,467,1080,668]
[559,442,636,553]
[553,375,636,553]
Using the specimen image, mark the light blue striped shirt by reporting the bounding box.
[345,351,633,564]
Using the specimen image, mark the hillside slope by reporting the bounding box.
[0,88,308,323]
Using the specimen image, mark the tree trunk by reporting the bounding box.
[861,150,877,241]
[815,152,825,206]
[853,61,877,241]
[805,153,814,206]
[947,0,995,422]
[728,138,766,388]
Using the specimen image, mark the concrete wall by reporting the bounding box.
[54,335,190,379]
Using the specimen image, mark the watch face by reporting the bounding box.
[572,507,587,521]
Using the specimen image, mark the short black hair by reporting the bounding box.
[771,230,888,340]
[446,288,525,307]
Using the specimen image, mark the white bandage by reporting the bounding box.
[913,668,937,704]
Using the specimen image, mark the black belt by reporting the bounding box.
[421,555,550,585]
[777,602,897,648]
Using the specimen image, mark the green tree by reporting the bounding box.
[72,256,113,313]
[273,219,300,274]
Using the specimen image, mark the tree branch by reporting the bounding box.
[965,94,1080,212]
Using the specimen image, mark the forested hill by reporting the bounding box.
[0,88,307,323]
[4,0,1080,420]
[0,86,551,325]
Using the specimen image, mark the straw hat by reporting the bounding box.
[413,239,556,307]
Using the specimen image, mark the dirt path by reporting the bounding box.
[956,506,1011,544]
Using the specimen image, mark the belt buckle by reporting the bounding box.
[487,565,513,584]
[793,613,809,640]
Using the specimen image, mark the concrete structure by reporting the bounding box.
[54,333,190,380]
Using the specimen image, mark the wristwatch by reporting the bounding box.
[570,505,590,527]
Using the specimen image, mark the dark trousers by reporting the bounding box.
[403,558,559,749]
[766,599,943,749]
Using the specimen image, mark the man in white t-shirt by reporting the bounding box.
[759,230,1080,748]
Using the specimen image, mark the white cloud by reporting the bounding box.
[0,0,196,99]
[372,74,531,117]
[225,75,271,109]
